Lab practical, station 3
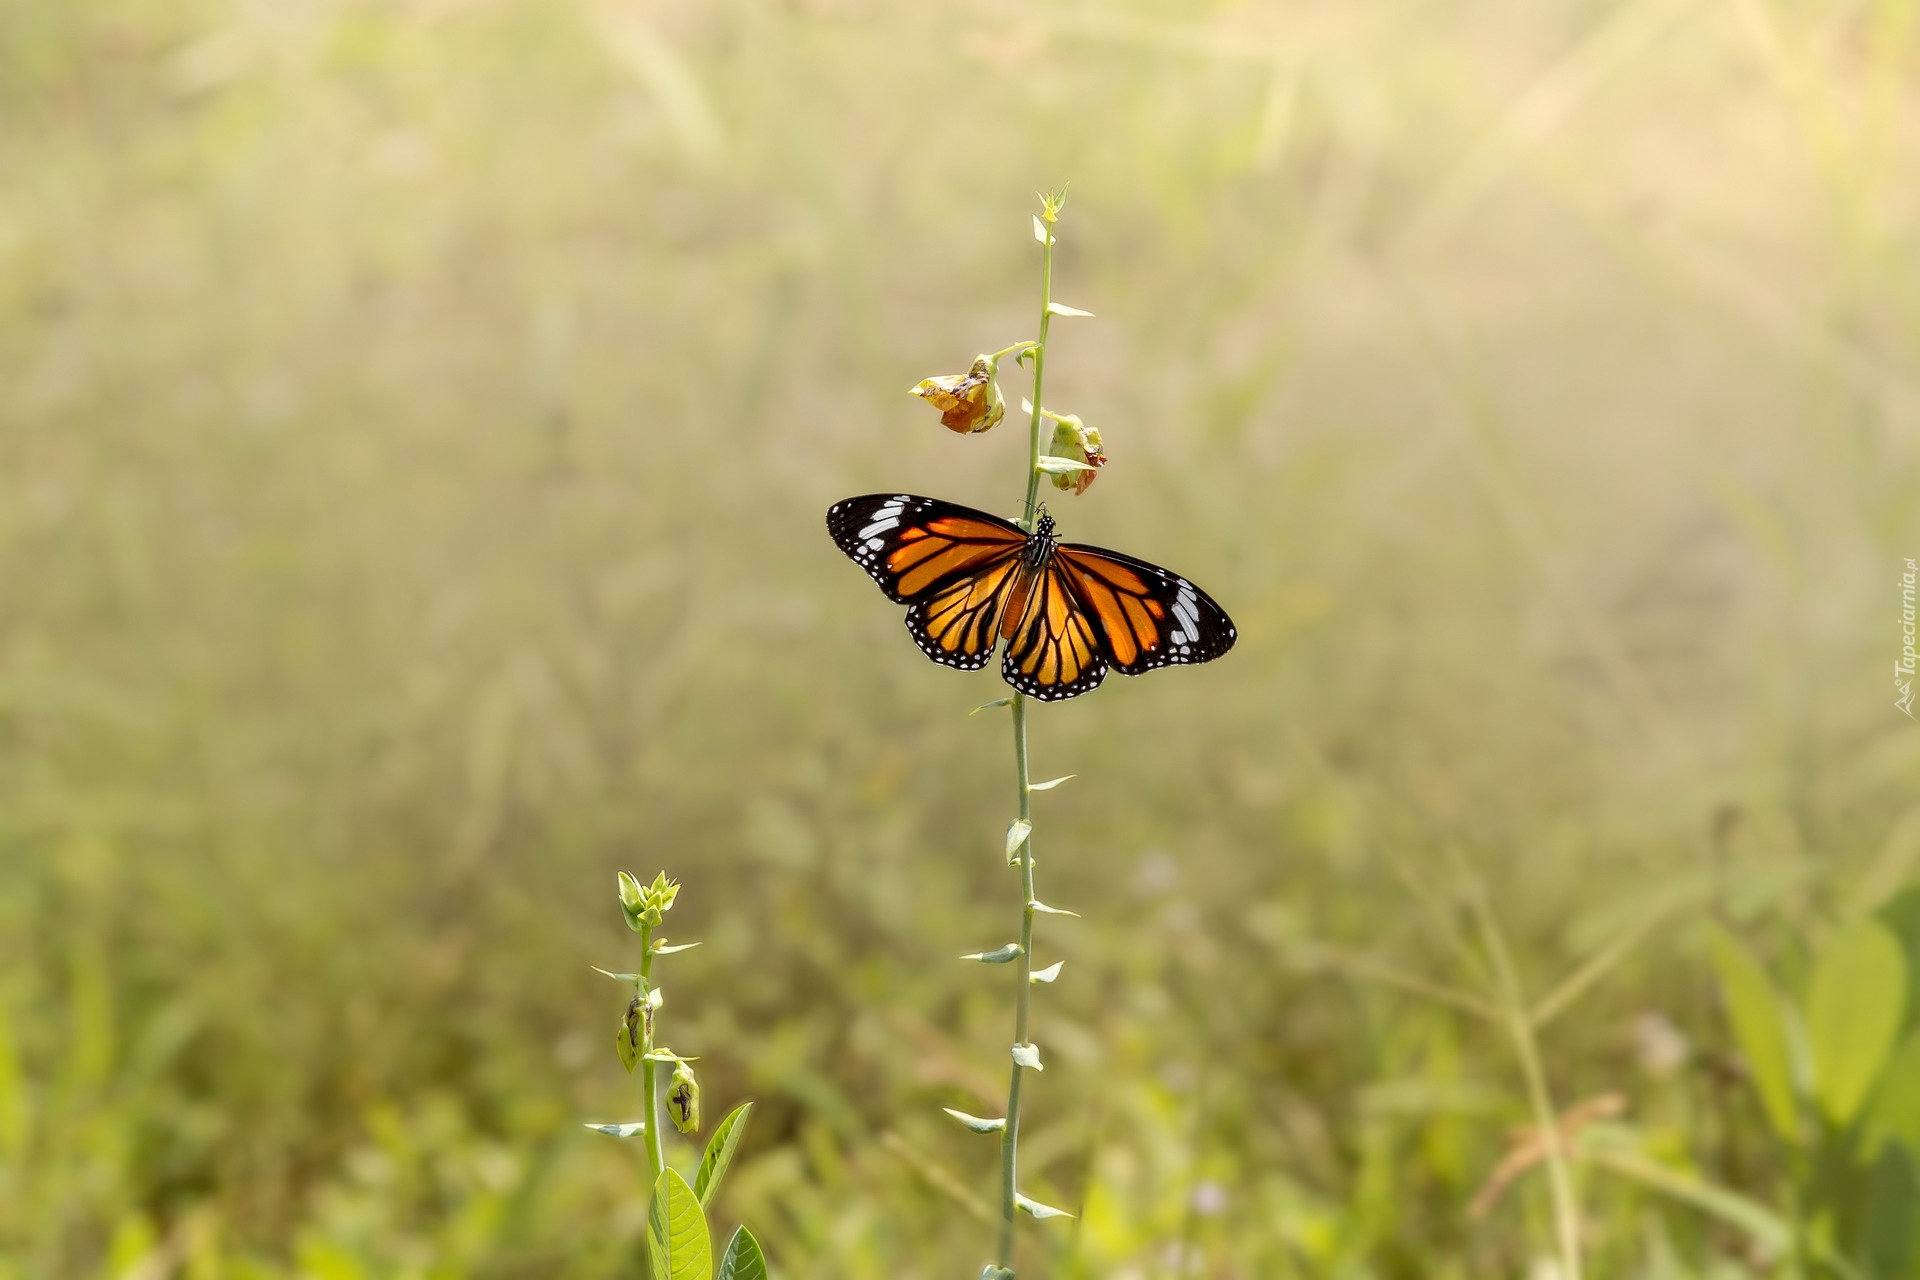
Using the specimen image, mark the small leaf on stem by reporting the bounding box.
[1005,819,1032,862]
[592,966,643,983]
[969,697,1012,715]
[1030,961,1064,984]
[652,941,702,955]
[1031,214,1050,245]
[1028,775,1075,791]
[1030,900,1079,917]
[1035,456,1097,476]
[1046,302,1093,318]
[941,1108,1007,1133]
[962,944,1024,963]
[1010,1042,1044,1071]
[584,1121,647,1138]
[1016,1192,1075,1220]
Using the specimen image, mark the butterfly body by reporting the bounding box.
[826,494,1235,701]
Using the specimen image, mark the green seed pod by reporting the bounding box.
[667,1060,700,1133]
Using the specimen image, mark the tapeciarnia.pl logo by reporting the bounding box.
[1900,558,1917,718]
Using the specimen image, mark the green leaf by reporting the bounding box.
[1028,775,1075,791]
[617,1025,639,1074]
[593,967,643,983]
[1005,819,1031,863]
[584,1120,646,1137]
[1865,1033,1920,1156]
[1707,923,1799,1142]
[1011,1042,1043,1071]
[647,1168,711,1280]
[652,941,702,955]
[716,1226,766,1280]
[1808,919,1908,1125]
[1034,456,1096,475]
[1030,961,1064,984]
[694,1100,754,1208]
[962,944,1023,963]
[941,1107,1006,1133]
[969,697,1012,715]
[1029,900,1078,917]
[1016,1192,1074,1219]
[1046,302,1093,318]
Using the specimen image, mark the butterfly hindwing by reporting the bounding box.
[826,494,1026,604]
[1001,561,1109,701]
[905,555,1020,670]
[1053,543,1237,676]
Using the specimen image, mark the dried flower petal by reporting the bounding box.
[910,355,1005,434]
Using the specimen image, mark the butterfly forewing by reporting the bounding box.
[826,494,1026,604]
[1052,544,1237,675]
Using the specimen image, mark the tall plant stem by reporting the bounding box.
[639,929,663,1185]
[997,209,1056,1274]
[1474,896,1582,1280]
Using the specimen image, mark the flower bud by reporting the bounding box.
[618,871,647,933]
[1047,414,1106,495]
[910,356,1006,434]
[667,1060,701,1133]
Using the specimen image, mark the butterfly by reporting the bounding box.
[826,493,1236,701]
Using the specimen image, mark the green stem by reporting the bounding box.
[997,209,1056,1275]
[1476,899,1582,1280]
[1021,230,1055,531]
[639,927,663,1185]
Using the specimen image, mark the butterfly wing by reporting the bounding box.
[1052,543,1237,675]
[827,494,1029,671]
[1000,560,1109,701]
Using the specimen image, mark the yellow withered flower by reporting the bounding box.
[1047,414,1106,495]
[910,355,1005,434]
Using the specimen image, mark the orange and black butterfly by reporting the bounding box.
[826,494,1236,701]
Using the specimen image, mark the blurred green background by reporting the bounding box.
[3,0,1919,1276]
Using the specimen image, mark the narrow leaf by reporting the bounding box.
[983,1268,1016,1280]
[1011,1042,1043,1071]
[593,967,642,983]
[1005,819,1032,862]
[969,697,1012,716]
[644,1049,699,1063]
[1034,456,1096,475]
[652,941,702,955]
[1706,924,1799,1142]
[717,1226,767,1280]
[1030,961,1064,984]
[1016,1193,1074,1219]
[1030,900,1079,917]
[694,1100,755,1208]
[1030,214,1049,244]
[1028,775,1075,791]
[1046,302,1094,318]
[1808,919,1907,1125]
[647,1168,711,1280]
[584,1121,646,1138]
[942,1108,1006,1134]
[961,944,1023,964]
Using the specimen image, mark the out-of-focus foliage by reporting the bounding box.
[1,0,1917,1276]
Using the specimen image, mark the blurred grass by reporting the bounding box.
[2,0,1918,1276]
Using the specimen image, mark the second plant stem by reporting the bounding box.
[640,926,664,1185]
[997,212,1057,1272]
